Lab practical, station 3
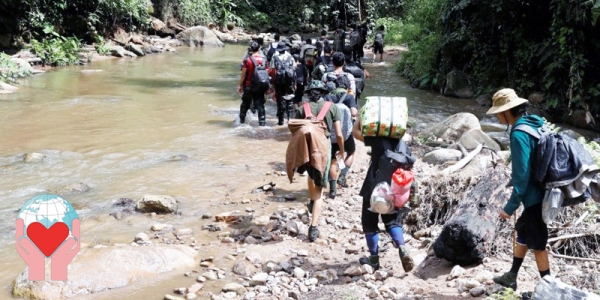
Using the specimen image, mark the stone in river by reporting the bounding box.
[136,195,178,214]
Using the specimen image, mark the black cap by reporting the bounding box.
[250,42,260,52]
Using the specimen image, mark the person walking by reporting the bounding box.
[487,88,550,291]
[238,42,268,126]
[372,25,385,63]
[293,80,345,242]
[271,42,297,125]
[352,116,414,272]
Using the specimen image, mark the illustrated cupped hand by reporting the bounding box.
[51,218,80,281]
[15,218,45,281]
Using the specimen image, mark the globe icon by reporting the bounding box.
[17,194,79,237]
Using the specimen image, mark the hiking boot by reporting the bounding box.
[521,292,533,300]
[307,200,314,214]
[239,115,245,124]
[493,272,518,290]
[358,255,380,270]
[328,189,336,199]
[308,226,319,242]
[399,246,414,272]
[337,174,348,187]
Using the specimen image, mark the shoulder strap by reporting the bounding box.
[512,124,542,139]
[316,101,332,121]
[336,93,348,104]
[303,102,312,119]
[248,56,260,67]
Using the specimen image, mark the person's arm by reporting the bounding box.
[364,68,370,79]
[334,121,345,158]
[352,118,364,142]
[346,95,358,117]
[238,59,248,94]
[348,73,356,95]
[503,131,534,216]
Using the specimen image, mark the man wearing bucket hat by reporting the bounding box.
[486,88,549,291]
[271,41,296,125]
[294,80,345,242]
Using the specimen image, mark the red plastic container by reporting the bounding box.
[391,169,414,208]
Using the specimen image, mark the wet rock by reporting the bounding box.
[152,224,174,231]
[110,46,137,58]
[470,286,485,297]
[126,44,145,56]
[423,113,481,142]
[136,195,178,214]
[202,224,223,232]
[23,152,45,163]
[475,94,492,107]
[423,149,462,165]
[135,232,150,243]
[170,154,189,161]
[202,271,218,280]
[443,70,473,99]
[222,282,246,295]
[48,182,91,194]
[459,129,501,152]
[264,261,282,273]
[245,253,262,265]
[286,220,299,235]
[177,26,224,47]
[165,295,185,300]
[232,260,258,276]
[14,245,197,299]
[185,293,197,300]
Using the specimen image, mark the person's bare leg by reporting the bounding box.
[345,153,355,168]
[308,179,323,226]
[534,250,550,273]
[515,244,527,258]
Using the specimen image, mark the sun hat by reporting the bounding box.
[276,41,289,52]
[486,88,529,115]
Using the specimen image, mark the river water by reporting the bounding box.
[0,45,493,299]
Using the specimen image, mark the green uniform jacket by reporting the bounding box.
[504,114,545,216]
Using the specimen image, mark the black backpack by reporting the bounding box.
[344,63,364,93]
[266,47,277,63]
[248,56,270,92]
[273,55,295,85]
[312,61,334,82]
[350,31,361,47]
[512,123,600,207]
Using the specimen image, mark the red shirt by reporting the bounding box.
[242,54,266,87]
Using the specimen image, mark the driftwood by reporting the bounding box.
[441,144,483,174]
[433,165,512,265]
[550,251,600,263]
[533,275,600,300]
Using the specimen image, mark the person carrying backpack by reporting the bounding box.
[315,30,329,57]
[349,24,363,62]
[324,74,358,198]
[238,42,269,126]
[293,54,309,109]
[271,42,297,125]
[352,109,415,273]
[333,26,346,52]
[266,33,281,64]
[486,88,550,291]
[300,38,318,75]
[322,52,356,96]
[287,80,345,242]
[372,25,385,63]
[343,50,368,100]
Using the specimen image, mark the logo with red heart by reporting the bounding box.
[27,222,69,257]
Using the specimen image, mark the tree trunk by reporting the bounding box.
[433,165,512,265]
[533,275,600,300]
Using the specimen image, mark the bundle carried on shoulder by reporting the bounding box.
[360,96,408,139]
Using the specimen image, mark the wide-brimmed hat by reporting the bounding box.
[486,88,529,115]
[276,41,289,51]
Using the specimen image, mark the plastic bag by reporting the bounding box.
[542,187,564,224]
[369,182,396,214]
[391,169,414,208]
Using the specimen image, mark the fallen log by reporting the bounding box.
[433,165,512,265]
[533,275,600,300]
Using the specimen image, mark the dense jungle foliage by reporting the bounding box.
[3,0,600,123]
[397,0,600,125]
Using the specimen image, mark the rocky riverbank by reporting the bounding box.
[13,112,599,300]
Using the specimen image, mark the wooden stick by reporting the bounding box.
[550,251,600,263]
[573,211,590,227]
[442,144,483,174]
[547,233,598,243]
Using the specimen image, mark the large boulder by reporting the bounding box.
[211,30,236,43]
[422,149,462,165]
[12,245,197,299]
[176,26,224,47]
[126,44,145,57]
[487,131,510,150]
[564,109,597,131]
[110,46,137,58]
[422,113,481,142]
[443,71,473,99]
[136,195,178,213]
[459,129,501,152]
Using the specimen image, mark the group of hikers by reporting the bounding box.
[236,26,579,297]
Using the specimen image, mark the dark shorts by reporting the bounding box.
[516,203,548,251]
[294,83,305,104]
[373,41,384,54]
[331,135,356,158]
[297,143,331,188]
